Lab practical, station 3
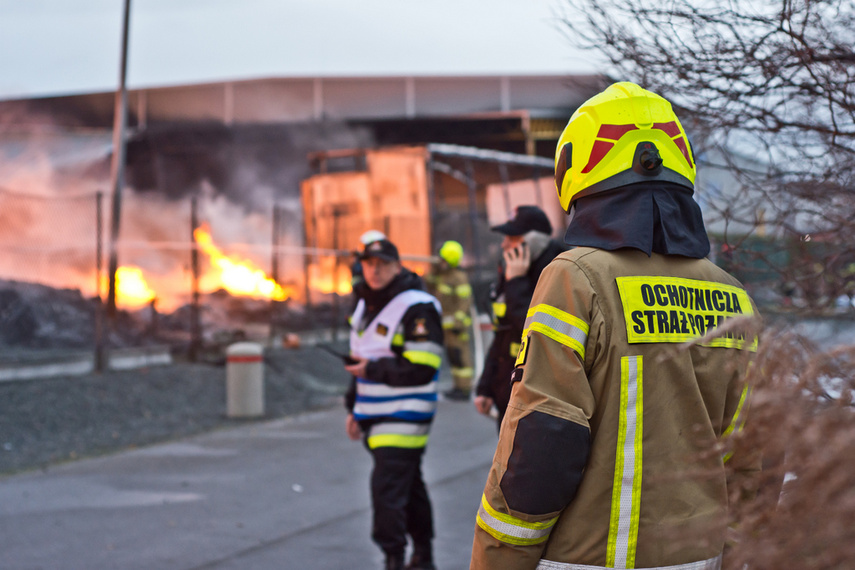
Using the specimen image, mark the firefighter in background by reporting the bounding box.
[427,240,474,401]
[343,237,444,570]
[473,205,565,430]
[471,82,761,569]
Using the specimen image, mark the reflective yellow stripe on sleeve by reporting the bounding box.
[722,381,751,463]
[476,494,557,546]
[524,304,589,359]
[402,339,444,370]
[403,351,442,369]
[607,355,644,569]
[437,283,454,295]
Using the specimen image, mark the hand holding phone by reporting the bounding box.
[503,242,530,280]
[343,357,368,378]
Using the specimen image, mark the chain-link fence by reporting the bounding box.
[0,187,367,370]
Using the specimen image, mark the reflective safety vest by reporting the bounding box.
[350,289,441,449]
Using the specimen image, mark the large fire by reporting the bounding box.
[100,225,296,311]
[112,266,157,309]
[193,224,293,302]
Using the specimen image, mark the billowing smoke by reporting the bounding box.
[0,110,375,323]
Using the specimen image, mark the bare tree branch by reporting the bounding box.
[558,0,855,312]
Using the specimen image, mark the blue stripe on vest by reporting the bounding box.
[355,393,438,403]
[353,410,435,422]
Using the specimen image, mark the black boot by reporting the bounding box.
[443,387,470,401]
[385,553,405,570]
[405,545,436,570]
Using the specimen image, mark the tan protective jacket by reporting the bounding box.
[472,248,760,570]
[430,265,473,334]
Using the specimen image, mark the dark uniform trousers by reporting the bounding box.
[370,446,434,557]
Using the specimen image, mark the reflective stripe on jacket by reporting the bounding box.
[534,554,722,570]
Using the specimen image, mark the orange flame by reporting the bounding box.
[193,224,291,301]
[100,266,157,309]
[308,256,353,295]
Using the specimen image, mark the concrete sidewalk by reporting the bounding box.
[0,399,498,570]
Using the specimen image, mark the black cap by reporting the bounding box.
[491,205,552,236]
[358,239,400,262]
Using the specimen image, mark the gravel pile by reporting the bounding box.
[0,343,352,476]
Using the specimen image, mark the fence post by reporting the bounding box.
[94,191,105,372]
[270,204,281,341]
[465,160,483,271]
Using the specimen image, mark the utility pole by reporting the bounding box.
[190,197,201,362]
[106,0,132,318]
[331,205,344,343]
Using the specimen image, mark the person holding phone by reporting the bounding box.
[342,237,444,570]
[473,205,565,431]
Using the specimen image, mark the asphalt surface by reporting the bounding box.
[0,397,497,570]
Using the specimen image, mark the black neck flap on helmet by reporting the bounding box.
[563,181,710,258]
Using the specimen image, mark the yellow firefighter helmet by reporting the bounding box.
[438,240,464,268]
[554,82,696,212]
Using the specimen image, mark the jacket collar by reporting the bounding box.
[362,268,424,311]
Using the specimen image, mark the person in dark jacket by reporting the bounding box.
[343,237,445,570]
[473,205,565,431]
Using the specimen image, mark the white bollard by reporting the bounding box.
[225,342,264,418]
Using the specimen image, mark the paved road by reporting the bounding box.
[0,399,497,570]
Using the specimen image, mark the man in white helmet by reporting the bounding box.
[471,83,761,569]
[344,237,444,570]
[351,230,388,303]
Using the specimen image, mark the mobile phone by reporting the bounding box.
[319,344,359,365]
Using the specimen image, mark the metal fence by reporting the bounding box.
[0,187,423,371]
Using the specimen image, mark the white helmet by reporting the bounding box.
[359,230,387,245]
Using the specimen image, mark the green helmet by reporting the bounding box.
[439,240,464,268]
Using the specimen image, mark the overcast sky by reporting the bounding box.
[0,0,601,100]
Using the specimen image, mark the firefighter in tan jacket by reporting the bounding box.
[428,240,475,400]
[471,82,761,570]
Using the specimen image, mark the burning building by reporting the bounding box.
[301,144,563,292]
[0,74,606,356]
